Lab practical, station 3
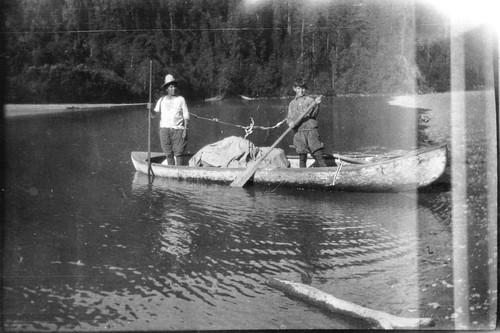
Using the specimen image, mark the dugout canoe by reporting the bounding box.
[131,144,447,192]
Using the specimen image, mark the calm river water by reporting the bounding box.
[2,92,497,330]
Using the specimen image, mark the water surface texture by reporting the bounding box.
[3,92,496,330]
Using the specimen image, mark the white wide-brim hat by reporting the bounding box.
[161,74,177,88]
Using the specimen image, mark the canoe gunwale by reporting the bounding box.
[140,143,447,170]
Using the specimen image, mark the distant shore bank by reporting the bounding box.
[4,91,492,118]
[3,103,146,117]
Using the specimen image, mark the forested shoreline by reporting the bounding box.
[3,0,493,103]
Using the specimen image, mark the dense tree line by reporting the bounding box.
[3,0,491,103]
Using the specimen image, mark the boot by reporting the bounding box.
[166,155,175,165]
[299,154,307,168]
[175,156,183,166]
[312,150,327,167]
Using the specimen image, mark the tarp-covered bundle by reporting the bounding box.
[188,136,290,169]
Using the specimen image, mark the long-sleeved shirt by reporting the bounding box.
[154,95,189,129]
[286,95,320,131]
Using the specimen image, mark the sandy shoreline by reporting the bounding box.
[3,103,146,117]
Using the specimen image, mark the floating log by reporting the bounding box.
[266,278,434,329]
[239,94,256,100]
[204,94,224,102]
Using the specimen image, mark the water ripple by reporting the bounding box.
[3,172,435,330]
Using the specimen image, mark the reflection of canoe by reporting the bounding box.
[131,144,447,192]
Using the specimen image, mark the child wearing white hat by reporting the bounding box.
[151,74,190,166]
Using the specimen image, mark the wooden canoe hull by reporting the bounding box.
[131,145,447,192]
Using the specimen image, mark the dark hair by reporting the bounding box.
[293,81,307,89]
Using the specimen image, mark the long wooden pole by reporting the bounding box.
[266,278,434,329]
[147,60,153,181]
[230,96,321,187]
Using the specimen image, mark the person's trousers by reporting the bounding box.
[298,150,327,168]
[159,128,187,165]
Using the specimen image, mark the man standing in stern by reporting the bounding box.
[286,80,328,168]
[149,74,189,166]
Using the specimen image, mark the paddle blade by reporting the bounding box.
[230,162,259,187]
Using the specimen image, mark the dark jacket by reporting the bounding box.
[286,95,320,131]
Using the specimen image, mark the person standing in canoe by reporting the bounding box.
[286,81,328,168]
[149,74,190,166]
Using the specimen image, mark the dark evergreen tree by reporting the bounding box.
[3,0,490,103]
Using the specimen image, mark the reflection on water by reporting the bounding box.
[128,172,425,324]
[3,93,495,330]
